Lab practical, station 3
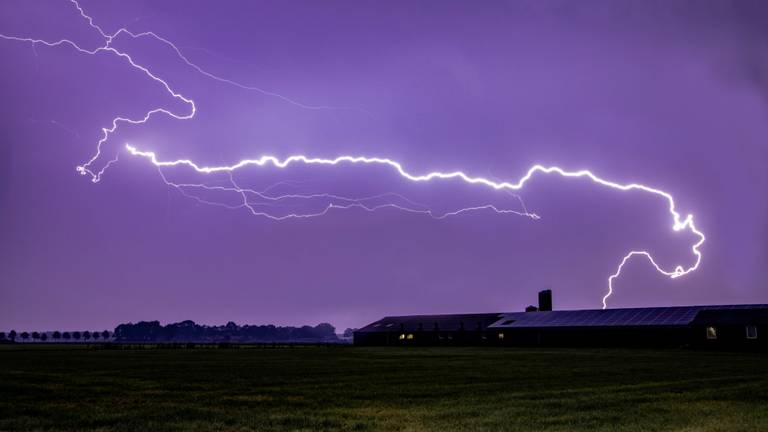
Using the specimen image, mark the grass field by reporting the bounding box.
[0,345,766,431]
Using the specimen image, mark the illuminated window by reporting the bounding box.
[398,333,405,340]
[706,326,717,340]
[406,334,414,340]
[746,325,758,339]
[498,332,505,340]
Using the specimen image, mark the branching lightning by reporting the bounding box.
[0,0,706,308]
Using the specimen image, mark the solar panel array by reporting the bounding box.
[489,304,768,328]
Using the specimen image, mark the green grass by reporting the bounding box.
[0,345,766,431]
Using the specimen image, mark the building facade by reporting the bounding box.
[354,292,767,350]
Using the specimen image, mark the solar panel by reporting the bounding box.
[488,305,768,328]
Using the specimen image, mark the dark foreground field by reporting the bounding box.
[1,346,766,431]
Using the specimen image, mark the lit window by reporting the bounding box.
[706,326,717,340]
[398,333,405,340]
[498,332,505,340]
[406,334,414,340]
[746,325,758,340]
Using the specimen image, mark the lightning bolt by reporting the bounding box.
[126,144,705,309]
[0,0,705,308]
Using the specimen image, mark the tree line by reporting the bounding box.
[0,330,111,342]
[112,320,339,343]
[1,320,349,344]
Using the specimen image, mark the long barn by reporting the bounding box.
[354,291,767,350]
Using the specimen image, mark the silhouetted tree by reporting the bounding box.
[83,331,91,341]
[343,328,357,338]
[91,331,100,340]
[9,330,17,342]
[165,320,201,342]
[114,321,165,342]
[32,332,40,341]
[0,332,5,340]
[52,331,61,340]
[21,332,30,342]
[101,330,110,340]
[40,333,48,342]
[62,332,71,340]
[73,331,81,340]
[313,323,337,339]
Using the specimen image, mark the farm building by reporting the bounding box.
[354,290,767,350]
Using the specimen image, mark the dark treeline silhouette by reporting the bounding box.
[1,321,341,344]
[0,330,111,343]
[112,320,339,343]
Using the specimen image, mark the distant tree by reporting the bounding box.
[101,330,110,340]
[0,332,5,340]
[83,331,91,341]
[113,321,163,342]
[73,331,81,340]
[40,333,48,342]
[9,330,17,341]
[164,320,201,342]
[62,332,71,340]
[21,332,30,342]
[52,331,61,340]
[343,328,357,338]
[313,323,337,340]
[91,331,100,340]
[32,332,40,341]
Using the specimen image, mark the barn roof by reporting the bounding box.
[356,305,768,332]
[490,305,768,328]
[356,313,504,333]
[690,308,768,325]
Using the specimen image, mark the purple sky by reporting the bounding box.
[1,0,767,332]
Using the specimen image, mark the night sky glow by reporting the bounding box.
[1,1,766,331]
